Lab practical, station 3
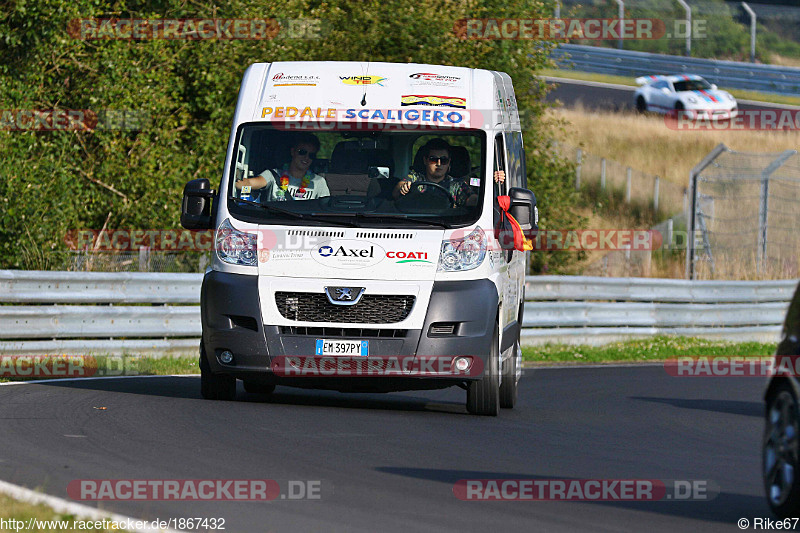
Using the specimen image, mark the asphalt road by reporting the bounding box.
[0,366,771,532]
[544,76,799,113]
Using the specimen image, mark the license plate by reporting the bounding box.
[315,339,368,356]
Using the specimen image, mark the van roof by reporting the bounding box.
[233,61,518,129]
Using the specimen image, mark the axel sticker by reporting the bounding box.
[340,76,387,86]
[400,95,467,108]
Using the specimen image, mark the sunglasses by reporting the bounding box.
[426,155,450,164]
[296,148,318,158]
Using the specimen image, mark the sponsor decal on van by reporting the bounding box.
[386,251,432,263]
[271,73,320,87]
[409,72,462,85]
[311,240,385,269]
[400,95,467,109]
[340,76,387,86]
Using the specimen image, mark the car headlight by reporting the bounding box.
[726,92,736,102]
[438,227,487,272]
[686,96,697,104]
[216,218,257,266]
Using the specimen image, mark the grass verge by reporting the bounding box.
[550,105,800,186]
[522,336,776,365]
[0,493,121,532]
[0,355,197,383]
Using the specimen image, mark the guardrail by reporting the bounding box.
[550,44,800,96]
[0,271,795,354]
[523,275,796,345]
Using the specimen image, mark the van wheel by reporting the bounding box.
[764,381,800,516]
[244,380,276,395]
[200,344,236,401]
[500,341,520,409]
[467,323,500,416]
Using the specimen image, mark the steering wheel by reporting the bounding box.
[404,181,455,208]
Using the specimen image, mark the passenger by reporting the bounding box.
[235,133,330,201]
[392,138,504,207]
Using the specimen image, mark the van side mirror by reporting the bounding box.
[181,178,216,230]
[508,187,538,238]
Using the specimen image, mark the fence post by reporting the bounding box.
[625,168,632,203]
[677,0,692,57]
[138,246,150,272]
[600,158,606,190]
[575,148,582,190]
[686,143,730,279]
[757,150,798,275]
[742,2,757,63]
[666,218,673,250]
[653,176,660,212]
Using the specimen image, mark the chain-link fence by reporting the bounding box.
[555,141,688,217]
[688,143,800,280]
[33,250,211,273]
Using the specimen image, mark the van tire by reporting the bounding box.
[467,323,500,416]
[500,341,519,409]
[200,344,236,401]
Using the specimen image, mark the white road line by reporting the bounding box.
[0,374,199,386]
[522,362,664,370]
[0,478,183,533]
[542,75,636,91]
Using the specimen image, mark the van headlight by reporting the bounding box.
[438,227,486,272]
[216,218,257,266]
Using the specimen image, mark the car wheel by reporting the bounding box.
[200,343,236,401]
[243,379,276,395]
[636,96,647,113]
[499,340,520,409]
[764,381,800,516]
[674,101,685,111]
[467,322,500,416]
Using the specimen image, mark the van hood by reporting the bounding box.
[257,227,443,280]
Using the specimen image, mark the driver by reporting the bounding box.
[392,138,504,207]
[235,133,330,201]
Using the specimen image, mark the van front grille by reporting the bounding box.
[275,292,415,324]
[279,326,408,338]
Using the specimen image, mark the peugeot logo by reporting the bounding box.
[335,288,354,300]
[324,286,366,306]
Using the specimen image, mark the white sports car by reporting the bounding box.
[633,74,738,120]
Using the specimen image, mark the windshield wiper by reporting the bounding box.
[229,197,358,227]
[355,212,453,229]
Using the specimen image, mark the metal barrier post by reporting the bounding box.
[600,158,606,190]
[625,168,631,202]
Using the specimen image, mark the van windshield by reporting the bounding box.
[227,124,487,228]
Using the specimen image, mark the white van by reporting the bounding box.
[181,61,537,416]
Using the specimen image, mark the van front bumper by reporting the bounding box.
[201,271,498,383]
